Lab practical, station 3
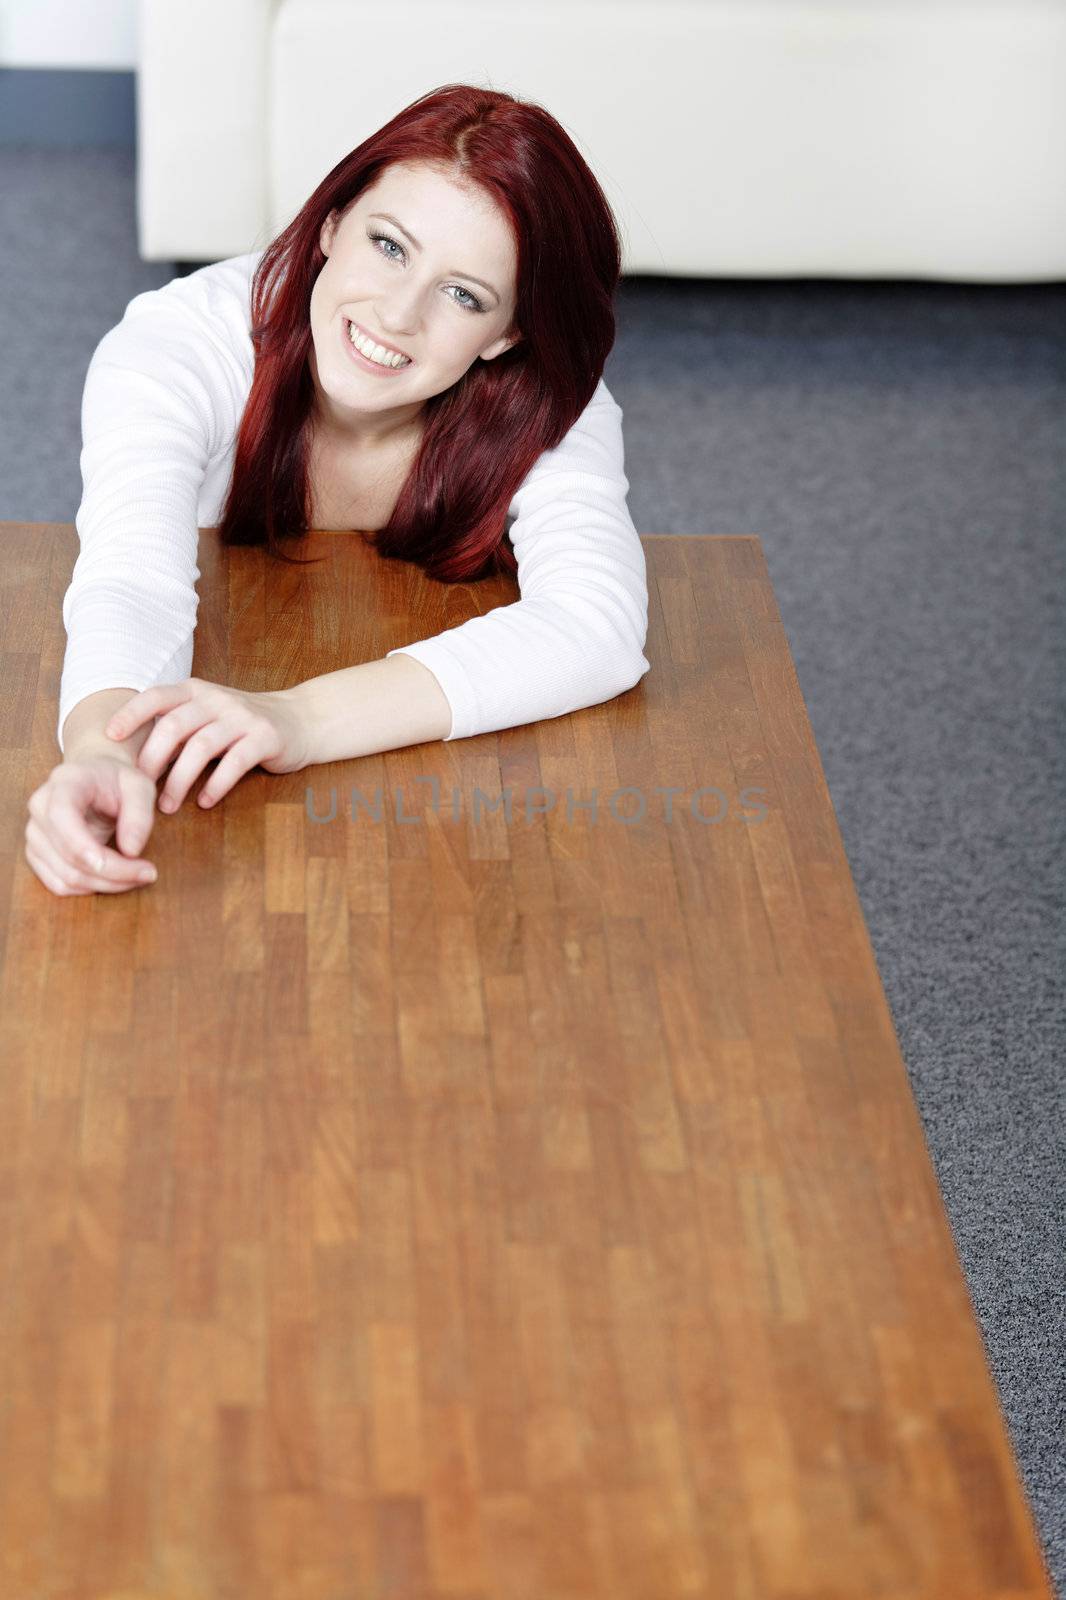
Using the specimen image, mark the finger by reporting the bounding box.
[158,723,242,812]
[195,736,264,808]
[136,700,215,782]
[26,813,155,887]
[24,840,87,896]
[42,796,155,882]
[112,765,162,860]
[105,682,192,741]
[25,827,154,894]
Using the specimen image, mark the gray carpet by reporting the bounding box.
[4,145,1064,1593]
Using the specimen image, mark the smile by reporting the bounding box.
[343,317,412,371]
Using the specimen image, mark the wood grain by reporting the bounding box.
[0,521,1053,1599]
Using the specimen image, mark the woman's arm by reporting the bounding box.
[284,380,649,764]
[381,378,650,743]
[57,272,247,754]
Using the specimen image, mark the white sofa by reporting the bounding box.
[136,0,1066,281]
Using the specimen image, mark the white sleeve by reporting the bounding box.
[56,280,242,753]
[385,378,650,740]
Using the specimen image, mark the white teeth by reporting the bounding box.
[346,320,410,368]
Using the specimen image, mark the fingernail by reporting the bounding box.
[139,867,157,884]
[159,795,175,812]
[91,852,105,873]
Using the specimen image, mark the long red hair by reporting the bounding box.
[217,82,623,581]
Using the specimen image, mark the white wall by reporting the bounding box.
[0,0,137,69]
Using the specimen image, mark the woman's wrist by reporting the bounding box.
[62,688,152,766]
[290,655,453,766]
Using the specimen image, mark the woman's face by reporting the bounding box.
[308,160,522,445]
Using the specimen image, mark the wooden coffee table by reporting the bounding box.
[0,521,1054,1598]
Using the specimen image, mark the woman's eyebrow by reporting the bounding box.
[368,213,501,300]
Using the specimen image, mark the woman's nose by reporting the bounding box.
[375,287,423,338]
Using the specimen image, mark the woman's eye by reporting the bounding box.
[369,231,483,312]
[371,231,403,261]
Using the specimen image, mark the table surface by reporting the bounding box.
[0,521,1053,1600]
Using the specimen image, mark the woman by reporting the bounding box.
[24,83,650,897]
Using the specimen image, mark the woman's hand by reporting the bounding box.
[24,755,159,895]
[104,678,310,813]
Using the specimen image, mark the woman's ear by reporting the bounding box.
[319,210,338,258]
[480,331,524,362]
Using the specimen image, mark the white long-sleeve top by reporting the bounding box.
[57,251,651,753]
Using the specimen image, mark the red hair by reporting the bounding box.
[217,81,624,582]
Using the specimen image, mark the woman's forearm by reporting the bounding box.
[62,688,153,767]
[289,655,453,765]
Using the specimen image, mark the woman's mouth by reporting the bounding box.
[343,317,412,374]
